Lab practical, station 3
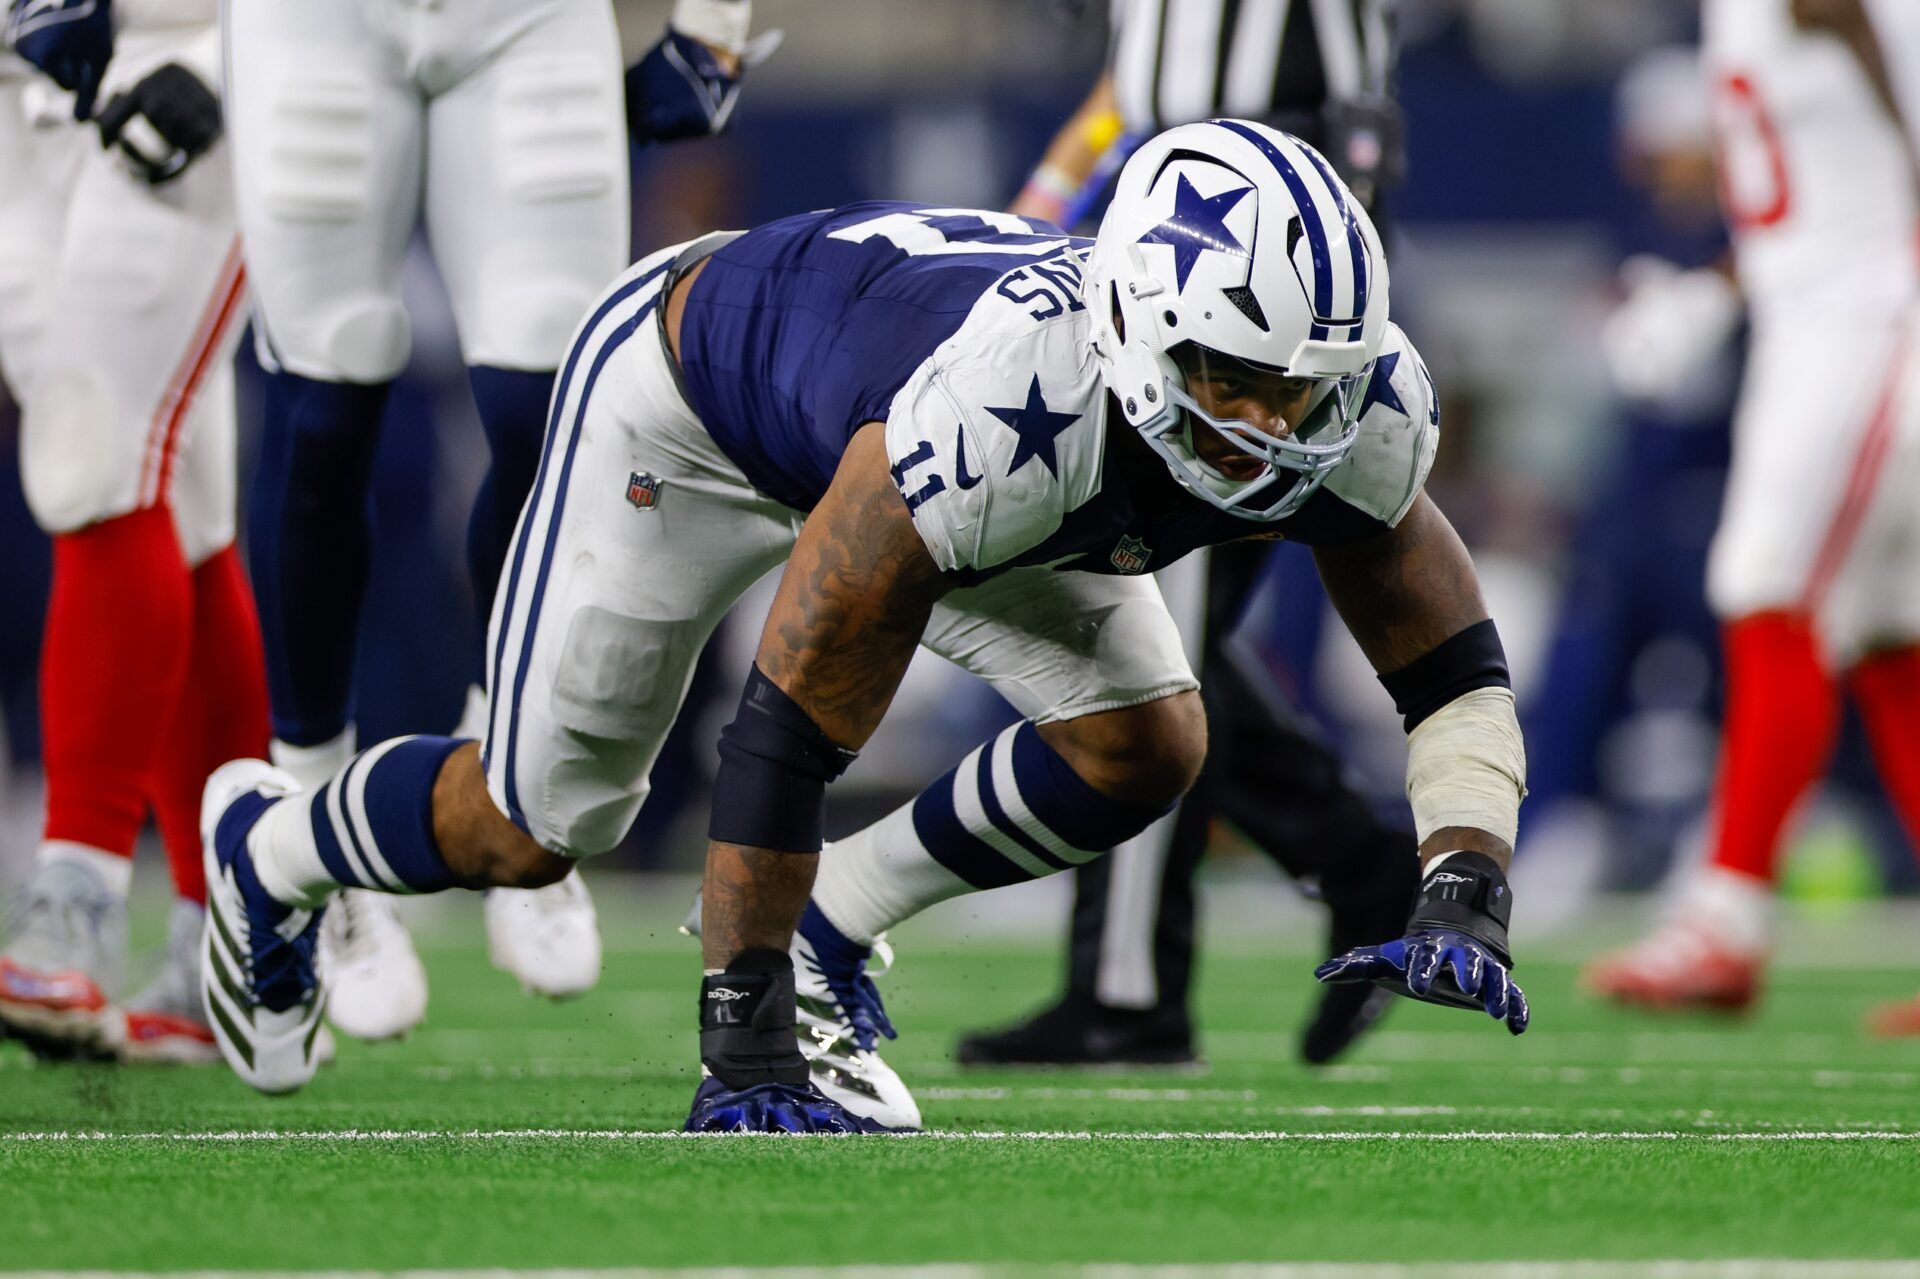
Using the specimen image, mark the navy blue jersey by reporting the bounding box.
[676,202,1081,511]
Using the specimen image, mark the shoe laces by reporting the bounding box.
[797,937,897,1055]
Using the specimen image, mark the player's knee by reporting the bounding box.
[287,298,411,384]
[19,368,127,534]
[1046,690,1207,810]
[463,280,597,371]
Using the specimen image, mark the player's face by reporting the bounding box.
[1172,347,1318,483]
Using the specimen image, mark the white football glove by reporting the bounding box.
[1601,256,1742,402]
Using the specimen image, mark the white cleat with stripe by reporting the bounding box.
[200,760,329,1095]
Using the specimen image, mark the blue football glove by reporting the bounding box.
[1315,851,1530,1035]
[95,61,221,184]
[624,26,778,144]
[7,0,114,120]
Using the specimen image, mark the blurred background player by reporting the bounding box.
[223,0,766,1038]
[957,0,1416,1068]
[1584,0,1920,1028]
[0,0,268,1060]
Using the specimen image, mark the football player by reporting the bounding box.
[220,0,768,1038]
[1584,0,1920,1027]
[0,0,268,1062]
[196,122,1530,1130]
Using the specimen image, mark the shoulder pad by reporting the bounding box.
[883,278,1104,572]
[1324,323,1440,528]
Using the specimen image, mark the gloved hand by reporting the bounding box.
[7,0,115,120]
[1316,851,1530,1035]
[95,61,221,184]
[1602,255,1743,402]
[624,25,779,144]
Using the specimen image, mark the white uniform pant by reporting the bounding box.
[222,0,629,382]
[0,79,244,565]
[1707,300,1920,664]
[480,247,1201,858]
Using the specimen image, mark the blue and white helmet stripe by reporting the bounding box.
[1210,119,1370,341]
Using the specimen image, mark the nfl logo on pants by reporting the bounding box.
[626,471,663,510]
[1109,535,1151,574]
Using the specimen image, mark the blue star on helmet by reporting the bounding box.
[989,375,1079,479]
[1136,174,1253,291]
[1357,350,1404,419]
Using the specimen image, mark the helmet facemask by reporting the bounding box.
[1142,341,1367,520]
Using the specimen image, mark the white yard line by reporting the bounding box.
[4,1128,1918,1143]
[15,1262,1920,1279]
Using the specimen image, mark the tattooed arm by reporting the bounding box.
[701,422,952,968]
[1310,492,1512,871]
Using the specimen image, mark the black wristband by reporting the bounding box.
[708,665,858,853]
[1379,619,1510,732]
[698,948,809,1090]
[1409,850,1514,966]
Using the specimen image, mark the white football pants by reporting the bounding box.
[0,76,244,565]
[1708,299,1920,664]
[222,0,630,383]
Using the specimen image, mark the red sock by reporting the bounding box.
[1849,645,1920,856]
[152,546,271,904]
[1705,612,1841,884]
[40,507,192,856]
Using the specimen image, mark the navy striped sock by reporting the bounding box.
[307,735,466,893]
[811,722,1172,944]
[912,722,1169,889]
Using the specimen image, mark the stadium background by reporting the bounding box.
[0,0,1909,908]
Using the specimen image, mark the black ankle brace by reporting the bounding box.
[698,948,809,1090]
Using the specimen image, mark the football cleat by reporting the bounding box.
[792,904,921,1129]
[1581,918,1763,1013]
[486,870,602,1000]
[0,854,127,1059]
[319,890,427,1041]
[684,1075,901,1134]
[121,899,219,1064]
[955,996,1200,1069]
[200,760,329,1094]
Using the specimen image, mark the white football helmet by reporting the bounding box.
[1085,119,1391,521]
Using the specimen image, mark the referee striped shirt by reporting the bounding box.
[1110,0,1396,134]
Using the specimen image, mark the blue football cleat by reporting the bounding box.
[684,1076,905,1133]
[200,760,330,1094]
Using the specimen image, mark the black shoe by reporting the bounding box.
[955,996,1200,1068]
[1300,838,1417,1065]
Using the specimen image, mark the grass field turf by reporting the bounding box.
[5,878,1920,1274]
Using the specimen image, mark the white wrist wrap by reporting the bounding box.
[1405,686,1527,847]
[671,0,751,53]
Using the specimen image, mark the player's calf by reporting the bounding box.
[810,694,1203,949]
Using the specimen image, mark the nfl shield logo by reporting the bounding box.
[626,471,663,510]
[1109,535,1152,574]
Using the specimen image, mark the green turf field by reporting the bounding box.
[5,878,1920,1275]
